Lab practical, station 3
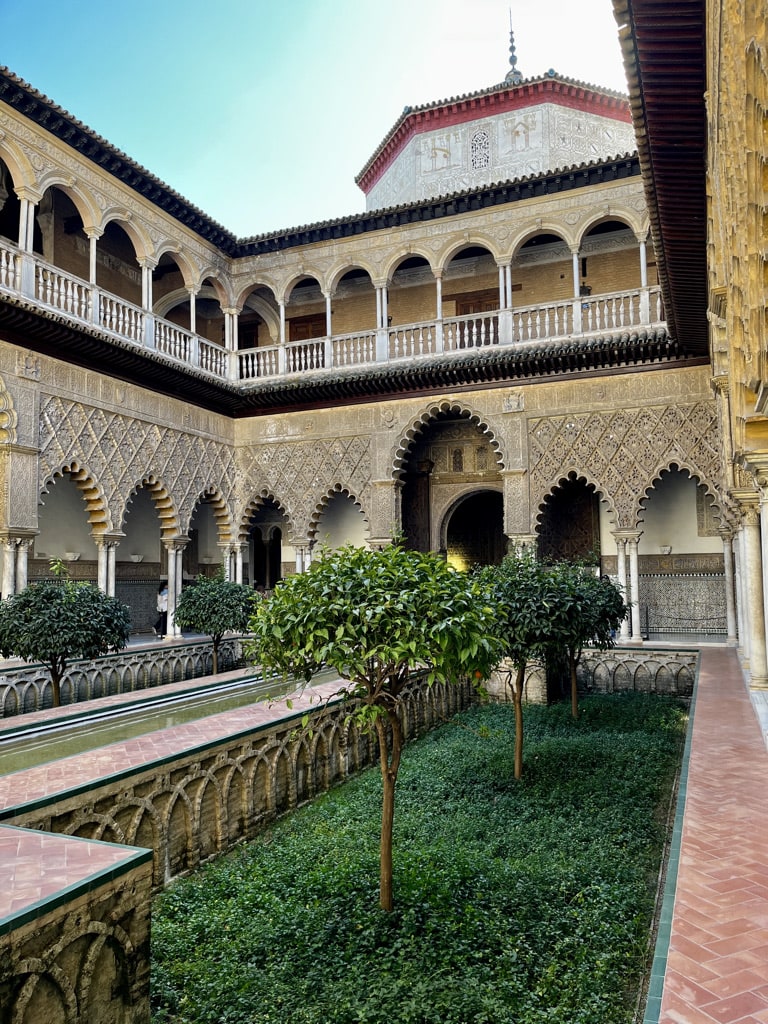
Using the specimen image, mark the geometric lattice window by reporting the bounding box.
[470,130,490,170]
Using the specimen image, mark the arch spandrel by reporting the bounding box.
[528,399,722,532]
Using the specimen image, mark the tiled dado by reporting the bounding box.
[0,675,472,1023]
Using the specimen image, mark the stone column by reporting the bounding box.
[719,529,738,645]
[1,537,16,599]
[325,292,332,336]
[733,531,746,660]
[571,248,580,297]
[234,544,245,584]
[15,538,31,593]
[614,534,630,642]
[734,494,768,686]
[189,289,197,335]
[96,538,109,593]
[627,534,643,642]
[498,264,506,308]
[164,541,182,639]
[638,236,648,288]
[107,541,118,597]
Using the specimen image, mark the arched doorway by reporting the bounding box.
[444,491,505,569]
[538,475,600,564]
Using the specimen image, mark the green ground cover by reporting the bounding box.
[151,693,687,1024]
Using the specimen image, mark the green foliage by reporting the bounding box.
[174,570,256,673]
[0,563,131,705]
[247,543,502,909]
[544,562,627,659]
[150,693,687,1024]
[247,544,501,698]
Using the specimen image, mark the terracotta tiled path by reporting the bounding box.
[655,647,768,1024]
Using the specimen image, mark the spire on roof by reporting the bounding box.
[505,9,523,85]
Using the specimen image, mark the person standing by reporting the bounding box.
[155,582,168,636]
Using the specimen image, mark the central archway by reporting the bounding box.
[443,491,505,570]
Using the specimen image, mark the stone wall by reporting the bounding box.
[0,637,243,716]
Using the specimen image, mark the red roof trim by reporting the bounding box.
[357,79,631,195]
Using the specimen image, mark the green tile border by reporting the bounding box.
[641,649,700,1024]
[0,825,153,936]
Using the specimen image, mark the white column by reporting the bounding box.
[615,535,629,642]
[1,539,15,599]
[435,275,443,319]
[382,285,388,328]
[295,547,304,574]
[325,293,332,336]
[165,543,177,640]
[572,249,580,297]
[175,547,184,633]
[15,540,30,593]
[189,289,197,335]
[97,540,108,593]
[17,197,31,250]
[505,264,513,309]
[627,535,643,642]
[279,301,285,344]
[742,501,768,685]
[376,287,382,329]
[721,531,738,645]
[107,542,117,597]
[140,260,154,310]
[733,531,746,659]
[498,264,506,309]
[235,545,244,584]
[639,238,648,288]
[87,230,99,285]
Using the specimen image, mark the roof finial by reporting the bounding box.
[505,9,523,85]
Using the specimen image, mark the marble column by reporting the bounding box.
[627,534,643,642]
[719,529,738,645]
[739,499,767,685]
[614,535,630,642]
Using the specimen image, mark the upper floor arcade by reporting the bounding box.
[0,68,695,413]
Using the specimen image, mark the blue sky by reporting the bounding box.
[1,0,630,236]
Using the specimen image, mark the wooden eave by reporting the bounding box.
[612,0,708,356]
[0,292,703,418]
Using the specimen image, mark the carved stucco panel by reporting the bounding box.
[38,395,238,534]
[528,399,722,531]
[237,435,372,539]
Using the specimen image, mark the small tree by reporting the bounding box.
[0,560,131,707]
[174,570,256,674]
[476,550,558,780]
[546,563,627,719]
[247,543,501,912]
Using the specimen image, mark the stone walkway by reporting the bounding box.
[654,647,768,1024]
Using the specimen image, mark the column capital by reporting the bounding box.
[710,374,730,397]
[611,529,643,542]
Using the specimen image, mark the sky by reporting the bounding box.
[1,0,630,237]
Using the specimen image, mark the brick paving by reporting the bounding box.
[657,647,768,1024]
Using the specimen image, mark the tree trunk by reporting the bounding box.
[212,638,219,675]
[375,710,403,912]
[570,653,579,719]
[513,662,525,780]
[49,659,63,708]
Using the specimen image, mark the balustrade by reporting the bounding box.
[0,242,665,385]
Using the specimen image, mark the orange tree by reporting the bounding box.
[174,570,256,674]
[246,543,501,912]
[545,562,627,719]
[475,551,559,780]
[0,560,131,707]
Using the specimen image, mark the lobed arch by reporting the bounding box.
[638,462,726,532]
[308,484,370,542]
[0,374,18,443]
[237,490,293,544]
[534,470,616,546]
[120,475,179,541]
[434,233,502,274]
[391,399,506,479]
[182,485,234,546]
[39,461,111,534]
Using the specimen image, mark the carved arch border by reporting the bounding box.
[390,399,506,480]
